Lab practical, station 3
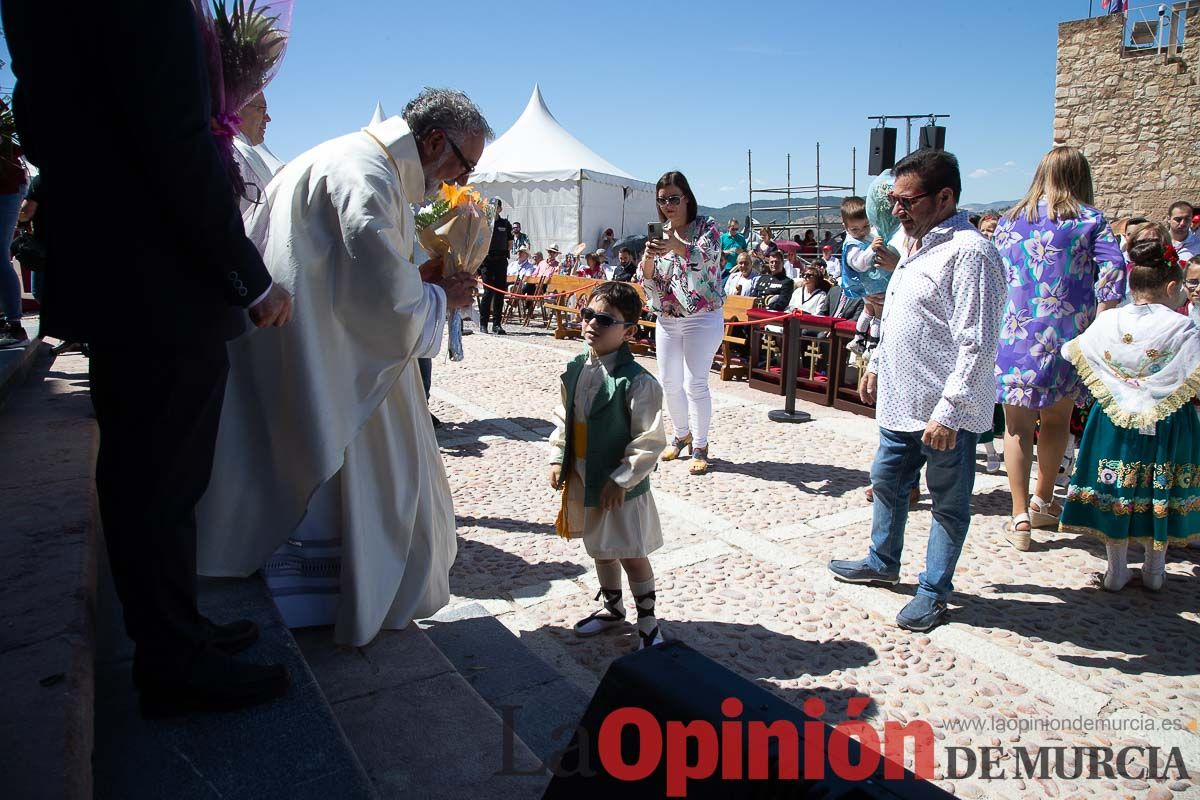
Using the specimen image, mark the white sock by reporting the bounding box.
[1142,546,1166,591]
[1104,542,1131,591]
[596,559,622,590]
[855,312,870,336]
[868,316,881,340]
[629,577,659,637]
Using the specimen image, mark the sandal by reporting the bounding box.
[1028,496,1062,530]
[1006,513,1032,551]
[662,433,693,462]
[689,446,709,476]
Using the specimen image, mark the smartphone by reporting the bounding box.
[647,222,664,241]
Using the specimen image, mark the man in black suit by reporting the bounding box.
[3,0,294,716]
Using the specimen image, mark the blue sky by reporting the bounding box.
[3,0,1110,205]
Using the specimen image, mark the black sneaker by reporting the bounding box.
[493,326,507,335]
[0,330,28,348]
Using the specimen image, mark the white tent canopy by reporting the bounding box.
[470,85,656,257]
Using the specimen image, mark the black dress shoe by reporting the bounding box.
[493,326,507,335]
[203,618,259,655]
[139,648,289,719]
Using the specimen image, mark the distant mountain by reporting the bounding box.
[696,197,1019,231]
[698,197,847,231]
[961,200,1017,213]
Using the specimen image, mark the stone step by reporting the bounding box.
[0,318,42,410]
[0,347,97,800]
[93,568,376,799]
[421,601,592,770]
[294,622,550,799]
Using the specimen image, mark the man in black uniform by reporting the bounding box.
[4,0,294,716]
[478,198,512,334]
[752,252,795,311]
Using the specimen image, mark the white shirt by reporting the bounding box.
[1171,230,1200,261]
[788,286,828,316]
[869,211,1007,434]
[724,272,756,296]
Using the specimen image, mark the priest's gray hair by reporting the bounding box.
[403,88,494,143]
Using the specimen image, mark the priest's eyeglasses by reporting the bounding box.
[445,134,476,175]
[580,307,636,328]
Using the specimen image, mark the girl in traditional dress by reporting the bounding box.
[1059,240,1200,591]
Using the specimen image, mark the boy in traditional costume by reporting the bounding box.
[549,283,667,649]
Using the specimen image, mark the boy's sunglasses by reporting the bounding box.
[581,307,636,328]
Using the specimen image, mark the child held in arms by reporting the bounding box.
[839,196,900,354]
[1059,241,1200,589]
[549,283,667,649]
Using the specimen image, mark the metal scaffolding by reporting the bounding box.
[747,143,855,238]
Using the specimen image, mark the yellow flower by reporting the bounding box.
[440,182,484,209]
[1122,334,1133,344]
[1146,348,1161,359]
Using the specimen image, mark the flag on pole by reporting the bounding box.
[1101,0,1127,13]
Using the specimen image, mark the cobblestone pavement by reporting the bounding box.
[429,325,1200,800]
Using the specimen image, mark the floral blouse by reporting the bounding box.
[641,215,725,317]
[993,201,1127,409]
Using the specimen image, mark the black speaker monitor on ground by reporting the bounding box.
[542,641,957,799]
[918,125,946,151]
[869,128,897,176]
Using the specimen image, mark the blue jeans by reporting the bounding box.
[0,187,27,323]
[865,426,979,600]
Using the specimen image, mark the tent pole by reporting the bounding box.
[577,172,584,253]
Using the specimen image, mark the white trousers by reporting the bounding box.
[654,309,725,448]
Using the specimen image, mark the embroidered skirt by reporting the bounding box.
[1061,404,1200,549]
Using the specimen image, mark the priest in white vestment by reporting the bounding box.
[232,92,280,214]
[198,89,490,646]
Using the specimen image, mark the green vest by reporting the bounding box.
[560,344,653,508]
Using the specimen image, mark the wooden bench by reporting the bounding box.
[831,319,876,417]
[544,275,606,339]
[716,295,754,381]
[748,310,838,406]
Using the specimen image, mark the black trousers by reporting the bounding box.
[89,338,229,675]
[478,263,507,328]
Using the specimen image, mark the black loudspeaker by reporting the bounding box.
[869,128,897,176]
[918,126,946,151]
[542,641,957,799]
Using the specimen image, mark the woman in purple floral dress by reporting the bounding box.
[993,147,1126,550]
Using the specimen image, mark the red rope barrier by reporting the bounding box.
[477,279,605,300]
[479,278,803,330]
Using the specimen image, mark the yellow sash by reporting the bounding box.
[555,421,589,539]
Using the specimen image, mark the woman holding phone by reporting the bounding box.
[640,171,724,475]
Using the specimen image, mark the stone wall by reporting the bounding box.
[1054,11,1200,220]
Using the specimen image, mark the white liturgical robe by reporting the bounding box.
[232,131,278,215]
[198,117,456,646]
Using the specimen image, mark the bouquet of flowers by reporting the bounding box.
[865,170,902,244]
[415,183,495,361]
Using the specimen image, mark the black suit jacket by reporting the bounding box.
[2,0,271,344]
[827,285,864,322]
